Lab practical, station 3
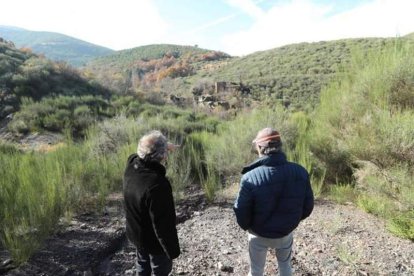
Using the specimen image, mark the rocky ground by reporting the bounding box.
[1,192,413,276]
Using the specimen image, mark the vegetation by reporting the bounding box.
[8,96,112,136]
[0,39,114,136]
[0,139,127,263]
[85,38,414,111]
[309,40,414,240]
[0,26,114,66]
[1,35,414,265]
[86,44,230,95]
[0,106,220,263]
[88,44,217,67]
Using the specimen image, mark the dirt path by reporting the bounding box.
[1,194,413,275]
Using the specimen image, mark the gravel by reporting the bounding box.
[1,195,413,276]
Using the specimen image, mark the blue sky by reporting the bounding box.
[1,0,414,56]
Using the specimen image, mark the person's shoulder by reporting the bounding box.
[287,161,309,176]
[127,153,138,164]
[147,175,171,194]
[241,165,267,184]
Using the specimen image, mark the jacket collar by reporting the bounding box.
[241,152,287,174]
[129,154,166,176]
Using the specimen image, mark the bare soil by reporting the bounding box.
[1,192,413,276]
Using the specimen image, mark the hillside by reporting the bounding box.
[0,37,112,136]
[0,26,114,67]
[85,44,230,96]
[404,32,414,39]
[204,38,393,108]
[85,37,413,110]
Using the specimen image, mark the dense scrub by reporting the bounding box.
[85,38,414,111]
[0,106,219,263]
[309,40,414,239]
[0,39,118,137]
[85,44,230,95]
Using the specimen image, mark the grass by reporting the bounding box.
[0,143,123,263]
[328,184,357,205]
[309,39,414,239]
[336,243,360,269]
[324,211,344,235]
[0,105,222,263]
[387,212,414,240]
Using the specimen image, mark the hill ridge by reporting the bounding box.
[0,25,114,66]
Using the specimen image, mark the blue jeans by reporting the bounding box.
[136,248,172,276]
[248,232,293,276]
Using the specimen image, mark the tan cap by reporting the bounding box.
[252,127,281,147]
[167,142,180,151]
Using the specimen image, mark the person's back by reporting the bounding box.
[238,153,313,238]
[123,154,179,258]
[234,128,314,276]
[123,131,180,276]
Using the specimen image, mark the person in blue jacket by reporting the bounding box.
[234,127,314,276]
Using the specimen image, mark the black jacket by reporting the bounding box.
[123,154,180,259]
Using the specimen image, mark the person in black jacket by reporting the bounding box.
[234,127,314,276]
[123,130,180,276]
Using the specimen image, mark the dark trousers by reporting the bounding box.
[136,248,172,276]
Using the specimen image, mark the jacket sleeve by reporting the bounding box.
[147,180,180,259]
[301,177,314,220]
[233,178,254,230]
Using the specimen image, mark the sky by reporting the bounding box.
[1,0,414,56]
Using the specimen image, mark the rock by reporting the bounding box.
[216,261,234,273]
[83,269,93,276]
[221,265,234,273]
[222,249,231,255]
[1,259,13,267]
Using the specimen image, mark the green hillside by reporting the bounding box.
[89,44,214,65]
[192,38,408,108]
[404,32,414,39]
[85,44,230,94]
[0,26,114,67]
[0,38,113,136]
[85,37,414,110]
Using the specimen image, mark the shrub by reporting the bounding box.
[185,106,297,199]
[0,137,128,263]
[309,40,414,239]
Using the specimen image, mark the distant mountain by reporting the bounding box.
[0,26,114,67]
[404,32,414,39]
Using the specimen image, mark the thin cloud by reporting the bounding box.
[186,14,237,36]
[221,0,414,56]
[225,0,265,19]
[186,0,267,35]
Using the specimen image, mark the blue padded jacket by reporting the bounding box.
[234,152,314,238]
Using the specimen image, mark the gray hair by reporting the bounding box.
[137,130,168,162]
[258,140,283,155]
